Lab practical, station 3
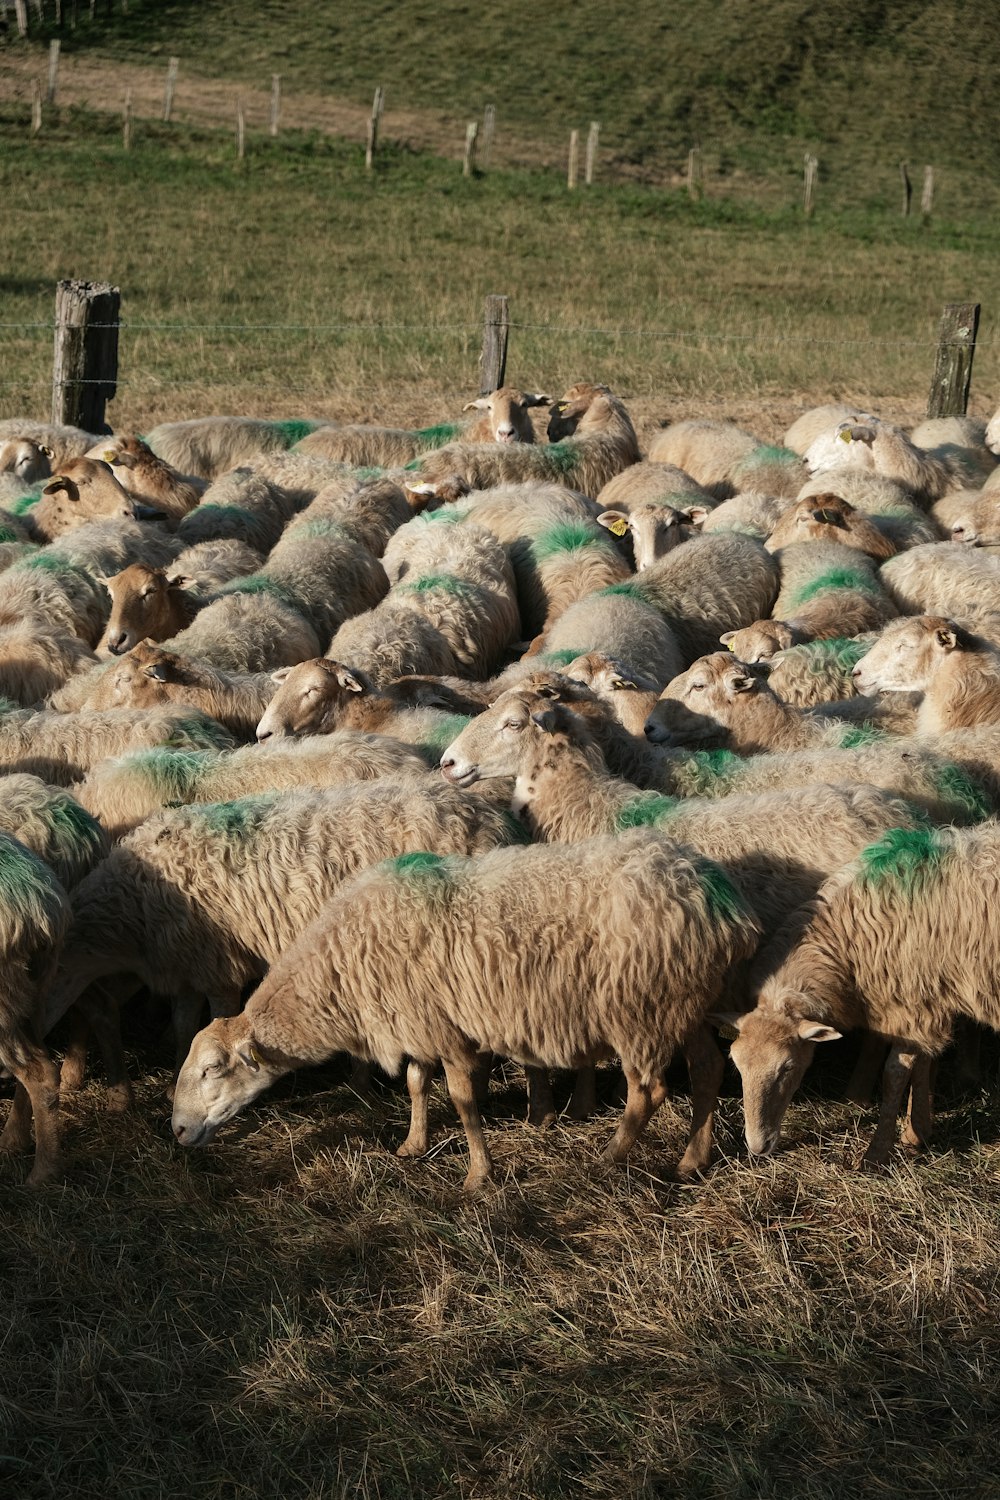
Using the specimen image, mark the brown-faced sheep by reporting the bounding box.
[97,564,203,656]
[144,416,329,480]
[84,435,204,521]
[293,388,549,467]
[723,823,1000,1165]
[941,489,1000,548]
[563,652,662,736]
[795,468,941,550]
[409,384,640,499]
[75,730,428,840]
[31,459,141,541]
[853,615,1000,734]
[0,703,234,785]
[171,829,759,1189]
[0,439,52,485]
[764,494,897,560]
[76,640,277,739]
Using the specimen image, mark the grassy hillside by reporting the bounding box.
[21,0,1000,175]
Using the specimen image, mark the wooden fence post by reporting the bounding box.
[236,98,246,160]
[927,302,979,418]
[463,121,478,177]
[47,39,60,104]
[365,85,384,170]
[585,121,599,185]
[14,0,27,36]
[567,128,579,189]
[803,153,818,216]
[921,165,934,220]
[163,56,178,122]
[269,73,281,137]
[687,147,703,200]
[480,293,509,395]
[899,161,911,217]
[31,78,42,135]
[122,87,133,149]
[481,104,495,169]
[52,279,120,431]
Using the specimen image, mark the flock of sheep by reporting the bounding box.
[1,383,1000,1192]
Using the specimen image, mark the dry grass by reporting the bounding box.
[3,1025,1000,1499]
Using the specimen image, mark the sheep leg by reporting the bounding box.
[74,989,133,1113]
[397,1059,436,1159]
[442,1056,494,1193]
[471,1050,493,1109]
[0,1081,33,1156]
[525,1066,557,1128]
[845,1031,889,1106]
[59,1008,90,1093]
[10,1043,62,1186]
[902,1053,934,1151]
[676,1024,725,1180]
[604,1067,667,1163]
[567,1065,597,1121]
[347,1058,372,1099]
[862,1041,918,1168]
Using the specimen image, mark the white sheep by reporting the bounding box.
[293,388,550,467]
[852,615,1000,734]
[0,419,102,468]
[144,416,330,479]
[74,640,278,739]
[0,774,108,888]
[0,703,234,785]
[647,424,806,500]
[803,420,951,505]
[880,542,1000,617]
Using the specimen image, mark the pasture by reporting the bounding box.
[2,32,1000,1500]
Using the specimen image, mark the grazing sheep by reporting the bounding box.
[76,640,277,739]
[764,494,897,560]
[171,829,759,1189]
[30,459,141,541]
[255,658,472,762]
[0,439,52,485]
[803,420,951,505]
[75,730,428,840]
[719,539,897,661]
[409,384,640,499]
[0,834,71,1183]
[0,775,108,888]
[144,416,328,480]
[596,531,780,665]
[783,405,869,455]
[85,435,204,521]
[853,615,1000,734]
[0,704,234,785]
[176,467,297,554]
[0,419,101,467]
[44,778,523,1081]
[880,542,1000,617]
[723,823,1000,1165]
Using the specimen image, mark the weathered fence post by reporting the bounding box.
[52,279,120,431]
[365,85,384,170]
[47,38,60,103]
[480,294,509,395]
[687,147,703,201]
[463,121,478,177]
[122,87,133,149]
[31,78,42,135]
[899,160,911,217]
[585,121,600,185]
[163,56,178,122]
[803,153,818,216]
[269,73,281,137]
[927,302,979,418]
[481,104,495,170]
[921,166,934,220]
[14,0,27,36]
[567,128,579,189]
[236,97,245,160]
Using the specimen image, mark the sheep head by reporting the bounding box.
[172,1016,281,1147]
[714,1006,841,1156]
[256,657,371,741]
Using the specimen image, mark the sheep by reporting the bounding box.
[46,515,181,579]
[294,477,412,557]
[175,467,298,554]
[293,389,549,467]
[0,419,102,468]
[941,488,1000,548]
[795,468,941,550]
[594,460,713,544]
[84,435,204,521]
[144,416,329,480]
[255,658,473,762]
[325,597,458,685]
[719,539,897,662]
[255,515,390,646]
[698,490,789,540]
[853,615,1000,734]
[764,494,897,560]
[595,531,780,666]
[765,635,876,707]
[167,538,263,591]
[167,588,322,674]
[563,652,662,736]
[0,439,52,485]
[29,459,142,541]
[0,551,112,647]
[596,501,703,572]
[97,563,203,656]
[171,828,759,1189]
[803,420,951,505]
[880,542,1000,617]
[75,730,429,841]
[408,384,641,499]
[783,405,869,455]
[909,416,996,489]
[0,617,99,707]
[75,640,278,739]
[0,775,108,888]
[647,424,807,501]
[43,777,523,1085]
[0,833,71,1184]
[722,823,1000,1165]
[0,703,234,785]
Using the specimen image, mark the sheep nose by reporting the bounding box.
[440,754,456,776]
[108,633,130,655]
[256,728,272,743]
[643,722,658,739]
[851,665,863,680]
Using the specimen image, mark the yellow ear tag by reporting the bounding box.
[249,1045,263,1066]
[726,640,736,651]
[839,429,852,443]
[718,1024,739,1041]
[607,518,628,537]
[102,449,117,461]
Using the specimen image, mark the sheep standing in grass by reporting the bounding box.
[723,824,1000,1165]
[172,829,759,1189]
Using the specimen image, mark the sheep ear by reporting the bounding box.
[236,1040,261,1072]
[270,667,294,685]
[719,630,737,648]
[167,574,192,591]
[708,1011,744,1041]
[935,625,959,651]
[522,393,551,408]
[796,1021,842,1043]
[110,450,136,470]
[334,666,365,694]
[683,505,711,528]
[143,661,172,682]
[530,707,561,733]
[597,509,630,537]
[40,444,53,459]
[533,682,561,700]
[462,398,490,412]
[728,672,757,694]
[43,476,79,501]
[847,424,876,445]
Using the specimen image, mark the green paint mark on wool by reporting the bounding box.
[274,420,323,447]
[682,748,744,796]
[425,506,468,525]
[349,466,385,482]
[838,725,885,749]
[416,714,473,757]
[697,860,748,923]
[132,747,214,802]
[400,573,474,599]
[544,441,580,477]
[46,795,106,860]
[292,518,351,541]
[0,526,21,544]
[0,836,58,921]
[807,636,870,672]
[739,443,800,471]
[196,794,277,839]
[187,503,256,528]
[216,573,302,611]
[531,521,602,562]
[413,423,462,448]
[7,488,43,515]
[931,763,991,823]
[0,697,22,717]
[614,794,681,831]
[162,716,235,752]
[789,568,879,608]
[389,850,453,887]
[17,550,83,579]
[403,458,423,472]
[539,649,581,668]
[857,825,948,893]
[599,579,647,601]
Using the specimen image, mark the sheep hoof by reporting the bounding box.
[25,1160,61,1188]
[396,1138,428,1160]
[461,1168,492,1194]
[858,1146,893,1173]
[526,1107,556,1130]
[0,1127,30,1157]
[674,1150,712,1182]
[60,1061,87,1093]
[106,1081,134,1114]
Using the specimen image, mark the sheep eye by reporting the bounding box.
[501,717,523,731]
[202,1061,222,1078]
[690,681,706,692]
